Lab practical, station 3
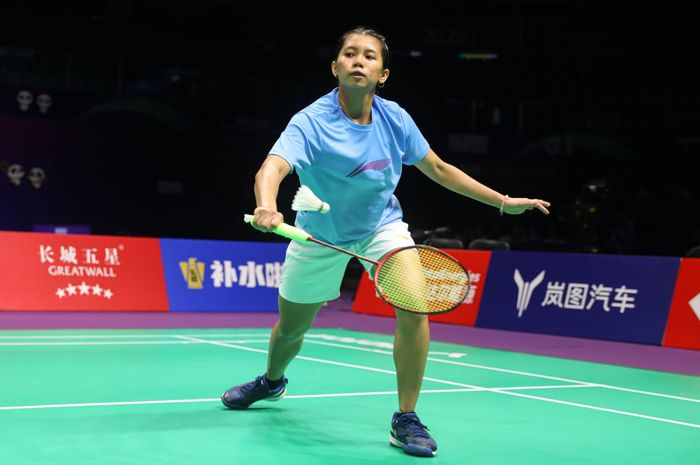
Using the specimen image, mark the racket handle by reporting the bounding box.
[243,214,311,242]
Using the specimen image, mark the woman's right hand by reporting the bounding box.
[252,207,284,232]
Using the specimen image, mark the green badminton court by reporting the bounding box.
[1,328,699,464]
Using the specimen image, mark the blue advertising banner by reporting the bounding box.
[476,252,679,344]
[160,239,286,312]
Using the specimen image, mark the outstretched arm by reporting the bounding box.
[252,154,292,231]
[415,149,550,215]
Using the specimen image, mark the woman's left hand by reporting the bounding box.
[502,197,551,215]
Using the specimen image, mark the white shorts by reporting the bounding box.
[279,221,415,304]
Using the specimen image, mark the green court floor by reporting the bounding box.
[1,328,699,464]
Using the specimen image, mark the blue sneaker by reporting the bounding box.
[221,375,287,409]
[390,411,438,457]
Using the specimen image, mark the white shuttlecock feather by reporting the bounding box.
[292,185,331,214]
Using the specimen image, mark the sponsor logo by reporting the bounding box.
[38,244,122,300]
[513,269,545,317]
[178,258,283,290]
[180,258,205,289]
[513,268,639,317]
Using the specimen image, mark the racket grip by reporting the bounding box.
[243,214,311,242]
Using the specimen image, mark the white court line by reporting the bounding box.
[0,333,270,340]
[174,335,479,388]
[589,384,700,404]
[174,335,409,378]
[492,389,700,430]
[0,398,218,411]
[305,339,591,384]
[0,340,269,347]
[302,337,700,404]
[0,385,595,411]
[178,335,700,430]
[2,331,697,405]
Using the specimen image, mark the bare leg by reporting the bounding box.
[266,296,323,380]
[393,309,430,411]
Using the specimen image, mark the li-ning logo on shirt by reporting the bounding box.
[346,159,390,177]
[513,269,546,317]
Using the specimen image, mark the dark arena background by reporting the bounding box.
[1,2,699,464]
[1,0,698,257]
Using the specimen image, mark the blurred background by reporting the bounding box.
[0,0,698,257]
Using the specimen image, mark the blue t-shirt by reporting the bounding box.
[269,88,430,246]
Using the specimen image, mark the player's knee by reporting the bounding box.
[277,323,310,340]
[395,310,428,327]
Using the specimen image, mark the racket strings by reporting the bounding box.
[376,247,469,314]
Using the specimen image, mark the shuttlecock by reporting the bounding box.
[292,185,331,214]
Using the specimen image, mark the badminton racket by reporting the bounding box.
[243,214,470,314]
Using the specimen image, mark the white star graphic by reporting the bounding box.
[79,282,90,295]
[56,288,66,298]
[103,289,113,299]
[66,284,77,296]
[91,284,103,296]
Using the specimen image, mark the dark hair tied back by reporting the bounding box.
[335,26,390,69]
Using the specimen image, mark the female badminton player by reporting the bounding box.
[221,26,551,458]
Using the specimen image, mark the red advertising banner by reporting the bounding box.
[352,250,492,326]
[0,231,169,311]
[662,258,700,350]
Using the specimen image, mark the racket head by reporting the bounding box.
[372,245,470,314]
